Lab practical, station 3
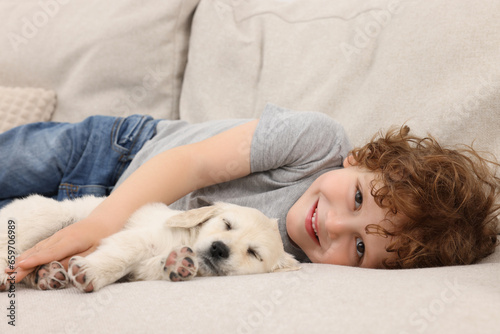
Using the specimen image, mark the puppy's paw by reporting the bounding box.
[68,257,95,293]
[163,246,198,282]
[0,272,14,293]
[33,261,69,290]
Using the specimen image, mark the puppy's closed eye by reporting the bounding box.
[247,248,263,262]
[223,219,232,230]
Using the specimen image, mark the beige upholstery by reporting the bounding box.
[0,1,498,333]
[0,86,55,132]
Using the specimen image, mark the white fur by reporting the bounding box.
[0,195,299,292]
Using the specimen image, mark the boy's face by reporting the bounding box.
[286,157,396,268]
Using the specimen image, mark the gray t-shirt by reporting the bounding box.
[116,104,352,262]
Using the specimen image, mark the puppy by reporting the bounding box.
[0,195,299,293]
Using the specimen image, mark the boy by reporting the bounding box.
[3,104,499,282]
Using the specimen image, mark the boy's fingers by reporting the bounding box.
[17,232,88,269]
[8,219,103,283]
[15,240,60,269]
[14,242,43,264]
[7,241,95,283]
[15,267,34,283]
[15,233,62,265]
[17,240,80,270]
[15,247,42,266]
[4,266,34,283]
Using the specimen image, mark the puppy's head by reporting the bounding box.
[167,203,300,276]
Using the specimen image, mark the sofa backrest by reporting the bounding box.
[0,0,200,125]
[1,0,499,160]
[181,0,500,159]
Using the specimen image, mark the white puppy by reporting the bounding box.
[0,195,299,292]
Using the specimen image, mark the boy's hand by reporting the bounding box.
[5,218,110,283]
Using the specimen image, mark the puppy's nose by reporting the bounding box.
[210,241,229,260]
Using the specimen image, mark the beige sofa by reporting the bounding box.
[1,1,499,333]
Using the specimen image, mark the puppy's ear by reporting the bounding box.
[271,253,301,273]
[166,205,220,228]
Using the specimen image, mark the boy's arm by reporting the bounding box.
[89,118,258,234]
[12,119,259,281]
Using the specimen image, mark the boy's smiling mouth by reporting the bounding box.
[306,200,320,245]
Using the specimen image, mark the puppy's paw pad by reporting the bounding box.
[35,261,69,290]
[163,246,198,282]
[68,257,94,293]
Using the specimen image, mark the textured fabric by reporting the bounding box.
[2,250,499,333]
[180,0,500,161]
[1,1,499,333]
[0,0,200,122]
[116,104,351,262]
[0,86,55,133]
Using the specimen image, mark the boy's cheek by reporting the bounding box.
[287,217,310,253]
[286,215,301,244]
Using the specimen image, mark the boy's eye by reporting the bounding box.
[354,189,363,209]
[356,237,365,258]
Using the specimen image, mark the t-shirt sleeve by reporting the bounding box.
[250,104,352,180]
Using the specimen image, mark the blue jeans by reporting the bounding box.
[0,115,160,209]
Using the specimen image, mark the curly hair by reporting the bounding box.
[351,126,500,269]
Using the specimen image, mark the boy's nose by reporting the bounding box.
[324,210,355,240]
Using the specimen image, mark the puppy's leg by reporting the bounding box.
[132,246,198,282]
[68,229,152,292]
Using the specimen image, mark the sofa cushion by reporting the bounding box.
[181,0,500,160]
[0,86,56,133]
[0,0,200,123]
[8,251,500,334]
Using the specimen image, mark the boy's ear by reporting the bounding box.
[343,155,358,168]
